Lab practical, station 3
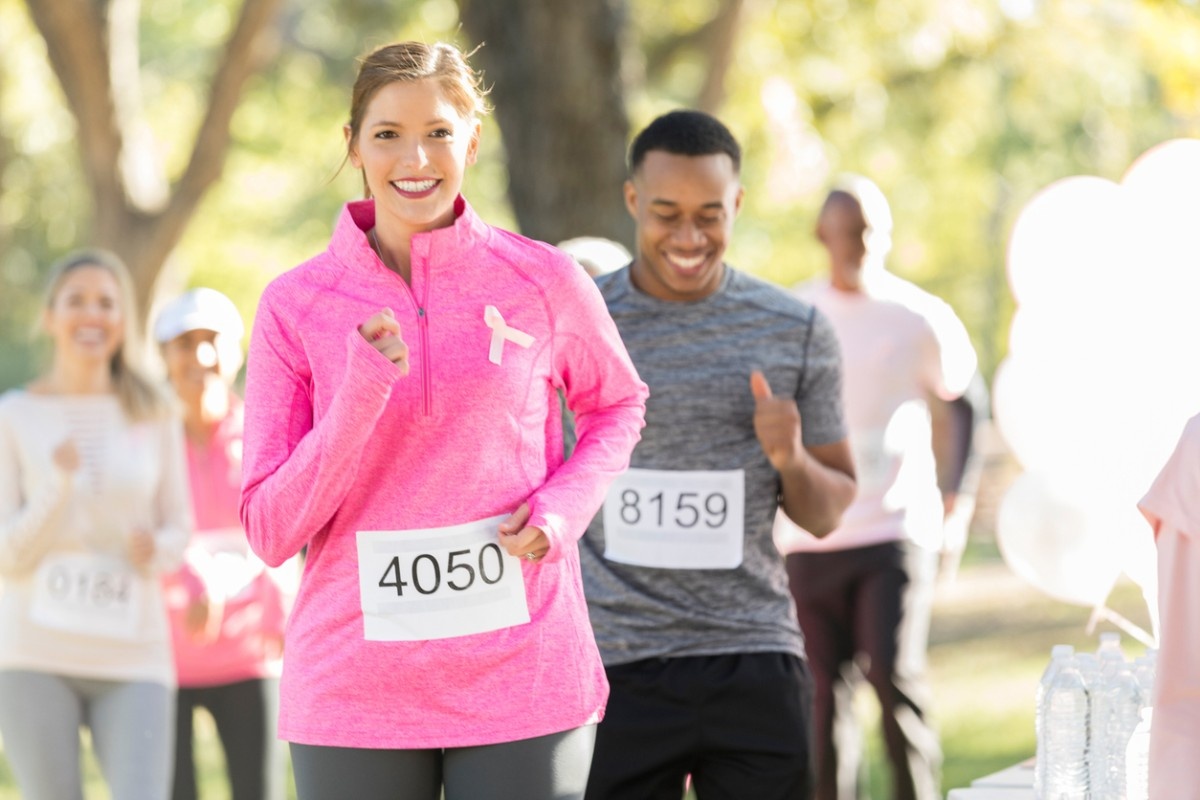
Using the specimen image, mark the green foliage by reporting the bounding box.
[0,0,79,388]
[0,0,512,390]
[709,0,1195,381]
[2,0,1198,385]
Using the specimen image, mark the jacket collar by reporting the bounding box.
[329,195,491,275]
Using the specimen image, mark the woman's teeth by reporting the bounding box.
[393,179,438,192]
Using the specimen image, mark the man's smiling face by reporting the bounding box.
[625,150,744,303]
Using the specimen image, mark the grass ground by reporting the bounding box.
[874,538,1152,796]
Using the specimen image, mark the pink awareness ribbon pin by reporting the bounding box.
[484,305,534,365]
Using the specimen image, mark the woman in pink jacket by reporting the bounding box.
[239,41,647,800]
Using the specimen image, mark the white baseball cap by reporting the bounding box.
[557,237,632,277]
[153,287,245,344]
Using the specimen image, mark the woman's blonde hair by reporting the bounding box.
[41,249,169,421]
[345,41,490,195]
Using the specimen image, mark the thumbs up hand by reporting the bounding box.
[750,370,805,472]
[358,308,409,376]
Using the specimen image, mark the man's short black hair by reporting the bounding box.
[628,110,742,175]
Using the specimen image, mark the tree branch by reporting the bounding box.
[23,0,123,204]
[643,17,714,82]
[696,0,745,113]
[639,0,746,113]
[168,0,284,222]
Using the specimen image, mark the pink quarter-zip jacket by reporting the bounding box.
[240,197,647,749]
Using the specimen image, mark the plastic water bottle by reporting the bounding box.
[1073,652,1100,795]
[1075,651,1100,684]
[1043,658,1090,800]
[1100,664,1142,799]
[1133,652,1157,703]
[1125,707,1152,800]
[1098,631,1126,662]
[1090,635,1128,799]
[1035,645,1076,799]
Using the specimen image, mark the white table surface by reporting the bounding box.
[946,759,1034,799]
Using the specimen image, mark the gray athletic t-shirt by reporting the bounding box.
[580,266,847,665]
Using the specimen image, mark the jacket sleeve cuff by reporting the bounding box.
[527,508,570,564]
[346,327,405,392]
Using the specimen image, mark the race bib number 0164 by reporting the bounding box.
[356,516,530,641]
[31,553,143,640]
[602,468,745,569]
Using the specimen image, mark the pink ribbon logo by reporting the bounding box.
[484,305,534,365]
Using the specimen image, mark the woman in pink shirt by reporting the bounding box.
[239,41,647,800]
[156,288,295,800]
[1139,412,1200,800]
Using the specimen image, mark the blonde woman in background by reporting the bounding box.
[0,249,191,800]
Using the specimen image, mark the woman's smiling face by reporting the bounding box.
[43,265,125,368]
[347,78,480,236]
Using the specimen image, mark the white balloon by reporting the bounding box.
[1121,138,1200,384]
[1006,176,1126,309]
[996,471,1123,607]
[991,357,1055,473]
[1097,504,1159,596]
[991,355,1117,497]
[997,138,1200,614]
[1122,139,1200,241]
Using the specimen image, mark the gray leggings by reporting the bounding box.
[291,724,597,800]
[0,669,174,800]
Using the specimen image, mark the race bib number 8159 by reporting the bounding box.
[602,468,745,569]
[356,516,530,641]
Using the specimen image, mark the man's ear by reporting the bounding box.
[623,179,639,219]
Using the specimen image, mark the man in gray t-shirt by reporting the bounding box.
[581,111,856,800]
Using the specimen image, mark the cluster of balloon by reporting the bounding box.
[994,139,1200,638]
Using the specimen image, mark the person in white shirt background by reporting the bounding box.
[0,249,191,800]
[776,175,980,800]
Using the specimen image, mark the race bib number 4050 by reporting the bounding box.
[602,468,746,569]
[356,516,530,642]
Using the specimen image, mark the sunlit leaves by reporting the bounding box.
[2,0,1199,392]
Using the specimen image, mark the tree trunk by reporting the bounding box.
[695,0,744,114]
[24,0,284,323]
[457,0,634,250]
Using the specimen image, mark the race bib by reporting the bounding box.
[31,553,143,640]
[851,427,895,493]
[356,515,530,641]
[602,469,745,569]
